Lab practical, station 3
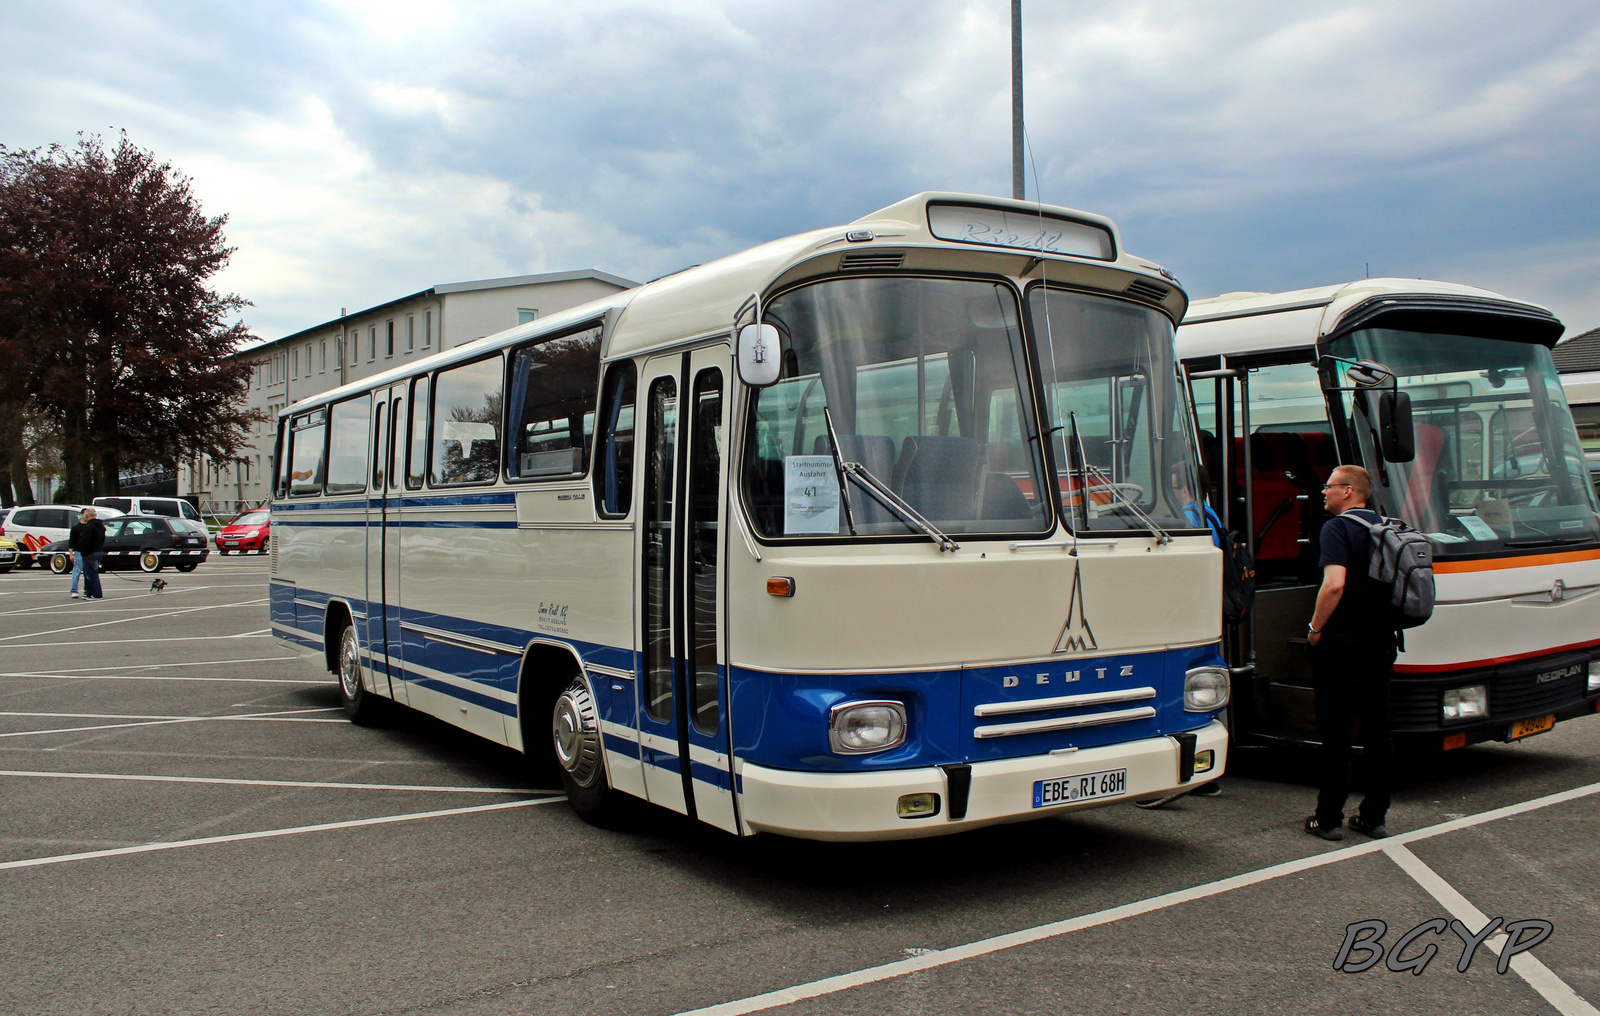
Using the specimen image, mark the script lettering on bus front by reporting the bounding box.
[951,218,1068,253]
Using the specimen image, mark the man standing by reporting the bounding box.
[66,513,86,598]
[1305,465,1394,840]
[69,508,106,601]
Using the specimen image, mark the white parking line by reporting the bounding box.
[0,599,267,642]
[0,797,566,871]
[0,673,321,685]
[0,708,338,721]
[1,657,297,676]
[0,706,349,739]
[0,633,268,649]
[672,780,1600,1016]
[0,769,553,795]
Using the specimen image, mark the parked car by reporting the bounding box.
[91,496,203,523]
[42,514,210,574]
[215,509,270,553]
[0,535,17,574]
[0,504,125,569]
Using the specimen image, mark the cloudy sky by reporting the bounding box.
[5,1,1600,341]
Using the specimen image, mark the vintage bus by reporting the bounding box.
[1178,279,1600,752]
[269,192,1229,841]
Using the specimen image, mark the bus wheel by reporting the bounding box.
[551,678,624,823]
[337,625,382,724]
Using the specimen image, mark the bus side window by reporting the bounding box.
[593,361,637,516]
[507,325,602,480]
[430,356,503,486]
[288,409,328,497]
[325,396,372,495]
[273,418,289,498]
[407,376,429,490]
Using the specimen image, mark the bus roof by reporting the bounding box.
[1177,278,1563,360]
[605,191,1183,358]
[282,192,1184,416]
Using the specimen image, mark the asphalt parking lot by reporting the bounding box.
[1,555,1597,1016]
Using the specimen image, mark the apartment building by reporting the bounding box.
[183,268,637,514]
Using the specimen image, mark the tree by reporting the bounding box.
[0,133,262,501]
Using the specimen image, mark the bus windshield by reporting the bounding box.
[1027,288,1202,533]
[742,276,1052,539]
[1327,328,1600,554]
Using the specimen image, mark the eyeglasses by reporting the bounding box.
[1321,482,1352,491]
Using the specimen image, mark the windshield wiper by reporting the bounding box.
[1505,534,1600,548]
[822,409,959,553]
[820,407,858,537]
[1067,411,1170,545]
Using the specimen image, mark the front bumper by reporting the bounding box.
[738,719,1227,841]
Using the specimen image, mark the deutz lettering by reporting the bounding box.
[1001,667,1132,688]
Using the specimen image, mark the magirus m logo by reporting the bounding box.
[1054,555,1097,654]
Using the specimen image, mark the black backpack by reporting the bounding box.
[1202,503,1256,623]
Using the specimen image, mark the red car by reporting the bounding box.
[215,509,270,553]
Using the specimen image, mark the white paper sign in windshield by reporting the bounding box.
[784,455,840,534]
[927,204,1114,259]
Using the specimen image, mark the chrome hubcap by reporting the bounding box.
[551,683,600,787]
[339,629,362,700]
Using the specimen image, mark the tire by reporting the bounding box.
[49,553,71,575]
[337,624,384,724]
[175,562,197,572]
[16,554,31,570]
[550,676,628,824]
[138,550,163,573]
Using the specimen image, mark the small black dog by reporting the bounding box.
[149,578,167,594]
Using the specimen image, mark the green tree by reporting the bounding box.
[0,133,262,501]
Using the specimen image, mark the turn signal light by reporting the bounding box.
[1442,732,1467,751]
[766,576,795,597]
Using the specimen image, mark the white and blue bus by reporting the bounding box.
[269,192,1229,841]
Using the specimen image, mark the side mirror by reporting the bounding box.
[1378,391,1415,463]
[737,323,782,388]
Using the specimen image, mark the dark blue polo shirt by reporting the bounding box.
[1317,507,1394,649]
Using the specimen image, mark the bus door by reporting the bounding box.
[364,385,404,702]
[635,349,738,831]
[1193,357,1336,740]
[382,387,407,705]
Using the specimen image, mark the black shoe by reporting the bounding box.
[1189,781,1222,797]
[1305,815,1344,841]
[1348,815,1389,838]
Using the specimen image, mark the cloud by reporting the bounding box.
[4,0,1600,337]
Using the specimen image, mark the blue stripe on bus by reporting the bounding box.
[271,492,516,512]
[276,519,517,529]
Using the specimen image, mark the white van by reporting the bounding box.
[92,496,202,522]
[1,504,126,568]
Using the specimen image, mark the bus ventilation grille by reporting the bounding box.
[839,250,905,271]
[1124,279,1170,302]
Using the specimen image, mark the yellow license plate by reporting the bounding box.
[1508,714,1556,740]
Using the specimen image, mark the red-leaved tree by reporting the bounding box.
[0,133,262,502]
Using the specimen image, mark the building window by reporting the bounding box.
[407,315,415,352]
[306,343,312,376]
[369,326,376,362]
[350,331,358,366]
[424,310,432,349]
[292,349,299,378]
[386,320,394,358]
[320,340,327,373]
[518,308,538,325]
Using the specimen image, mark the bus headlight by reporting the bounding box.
[1588,661,1600,693]
[1443,684,1488,724]
[1184,667,1230,712]
[828,700,907,754]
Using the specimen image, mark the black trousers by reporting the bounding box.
[1311,640,1395,827]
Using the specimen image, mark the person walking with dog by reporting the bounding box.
[1305,464,1394,841]
[69,508,106,601]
